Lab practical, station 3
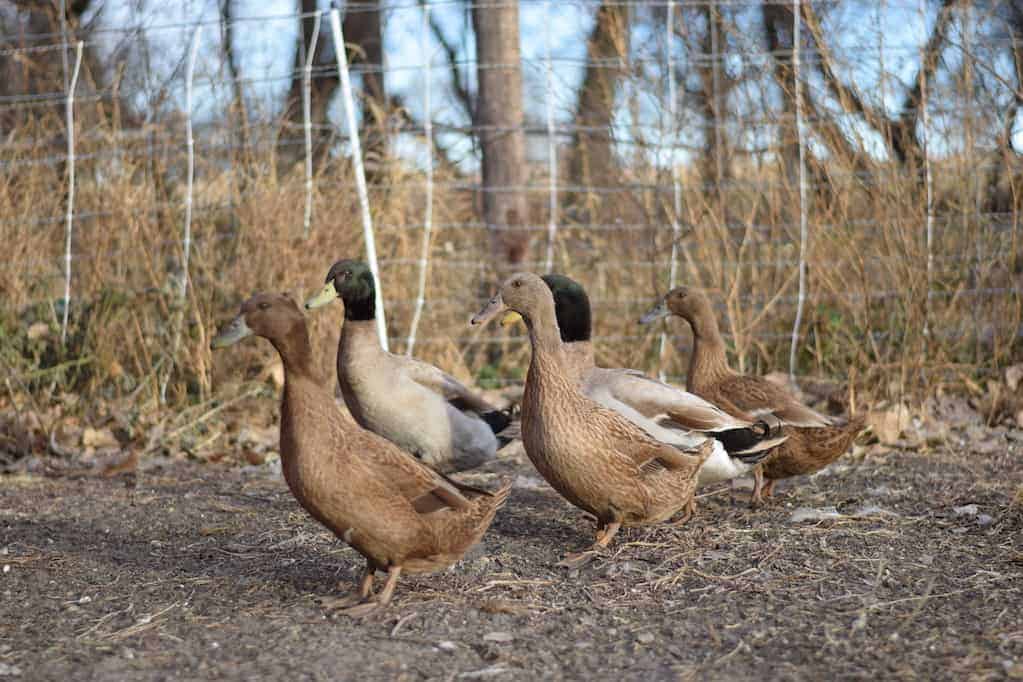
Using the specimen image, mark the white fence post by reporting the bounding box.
[919,0,933,340]
[406,1,433,356]
[542,0,558,273]
[329,8,388,351]
[302,11,322,239]
[60,40,83,346]
[160,26,202,405]
[788,0,809,384]
[657,0,681,382]
[181,26,202,301]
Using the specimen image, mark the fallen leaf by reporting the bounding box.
[1007,365,1023,392]
[478,599,530,616]
[867,405,912,446]
[82,427,119,449]
[101,450,139,477]
[26,322,49,341]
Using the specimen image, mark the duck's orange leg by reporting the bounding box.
[322,560,376,609]
[342,565,402,618]
[762,479,776,498]
[557,520,622,568]
[750,467,766,507]
[669,498,697,527]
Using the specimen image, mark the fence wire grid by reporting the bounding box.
[2,0,1021,406]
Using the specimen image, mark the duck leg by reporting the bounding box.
[322,560,376,610]
[761,479,776,498]
[668,498,697,527]
[750,467,766,507]
[557,520,622,569]
[341,565,402,618]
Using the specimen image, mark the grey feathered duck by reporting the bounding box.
[305,260,512,473]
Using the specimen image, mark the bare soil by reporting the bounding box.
[2,442,1022,681]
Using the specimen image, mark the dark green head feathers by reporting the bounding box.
[326,259,376,321]
[542,274,592,343]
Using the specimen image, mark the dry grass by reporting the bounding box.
[1,111,1021,421]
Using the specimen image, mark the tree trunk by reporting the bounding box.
[699,1,730,188]
[472,0,530,265]
[344,4,389,168]
[220,0,250,164]
[762,2,799,181]
[281,1,387,171]
[569,2,629,204]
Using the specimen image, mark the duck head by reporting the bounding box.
[305,259,376,321]
[211,293,304,349]
[471,272,555,329]
[640,286,713,326]
[500,273,592,344]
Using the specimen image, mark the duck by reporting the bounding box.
[305,260,511,473]
[500,274,786,487]
[472,273,711,567]
[641,286,866,505]
[211,293,510,617]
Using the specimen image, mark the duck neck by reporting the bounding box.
[562,340,595,382]
[341,277,376,322]
[339,317,384,358]
[523,299,570,383]
[686,308,732,391]
[271,324,318,383]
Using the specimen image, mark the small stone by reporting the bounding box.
[636,632,655,645]
[437,641,458,652]
[977,514,994,527]
[483,631,514,643]
[2,565,9,574]
[0,662,22,676]
[953,504,979,517]
[790,507,843,523]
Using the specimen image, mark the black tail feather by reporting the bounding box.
[480,406,515,436]
[713,418,785,462]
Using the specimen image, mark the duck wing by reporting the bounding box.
[593,368,753,432]
[398,355,498,414]
[347,426,476,513]
[715,375,833,429]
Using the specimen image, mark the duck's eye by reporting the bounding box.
[512,280,522,289]
[343,271,352,279]
[258,301,271,310]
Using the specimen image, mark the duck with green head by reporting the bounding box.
[497,274,785,487]
[306,259,510,473]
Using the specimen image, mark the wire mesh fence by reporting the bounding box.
[1,0,1020,407]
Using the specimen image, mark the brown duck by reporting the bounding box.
[500,274,786,487]
[473,273,710,567]
[641,287,866,505]
[212,293,510,616]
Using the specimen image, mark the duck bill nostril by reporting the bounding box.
[470,295,505,326]
[210,315,253,349]
[304,281,339,310]
[638,301,669,325]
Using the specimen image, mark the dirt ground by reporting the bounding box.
[3,438,1023,681]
